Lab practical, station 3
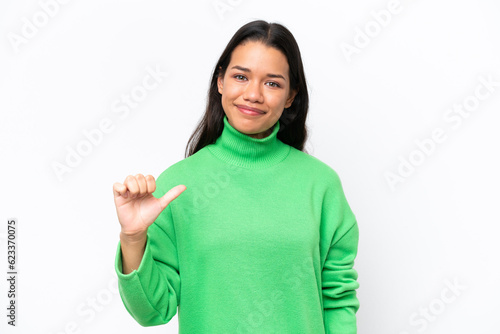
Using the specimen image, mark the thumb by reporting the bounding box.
[158,184,187,210]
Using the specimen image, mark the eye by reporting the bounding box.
[266,82,281,88]
[234,74,247,81]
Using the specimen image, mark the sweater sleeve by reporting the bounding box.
[114,198,181,327]
[321,171,360,334]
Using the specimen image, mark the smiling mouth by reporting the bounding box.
[236,105,266,115]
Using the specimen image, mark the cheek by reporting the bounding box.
[223,83,242,98]
[221,85,240,109]
[265,92,288,108]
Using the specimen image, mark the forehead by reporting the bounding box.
[228,41,289,76]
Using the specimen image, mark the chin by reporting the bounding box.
[231,116,263,133]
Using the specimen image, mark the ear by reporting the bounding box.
[285,88,298,108]
[217,67,224,94]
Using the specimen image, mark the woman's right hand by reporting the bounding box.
[113,174,186,239]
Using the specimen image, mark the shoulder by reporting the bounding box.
[287,147,343,187]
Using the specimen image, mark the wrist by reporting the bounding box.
[120,230,147,244]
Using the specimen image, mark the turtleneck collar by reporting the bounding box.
[207,115,291,169]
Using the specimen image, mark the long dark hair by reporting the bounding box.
[185,20,309,158]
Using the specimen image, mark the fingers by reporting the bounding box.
[158,184,187,210]
[113,182,127,198]
[135,174,147,197]
[145,175,156,194]
[114,174,157,199]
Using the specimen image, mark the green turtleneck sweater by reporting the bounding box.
[114,115,360,333]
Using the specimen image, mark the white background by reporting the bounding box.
[1,0,499,333]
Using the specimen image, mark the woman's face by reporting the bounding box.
[217,40,297,139]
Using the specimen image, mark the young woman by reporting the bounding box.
[113,20,360,333]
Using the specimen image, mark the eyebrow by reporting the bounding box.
[230,65,286,81]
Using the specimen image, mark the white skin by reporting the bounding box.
[114,40,297,274]
[218,40,297,139]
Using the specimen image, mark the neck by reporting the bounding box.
[246,127,272,139]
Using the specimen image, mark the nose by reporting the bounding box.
[242,80,263,103]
